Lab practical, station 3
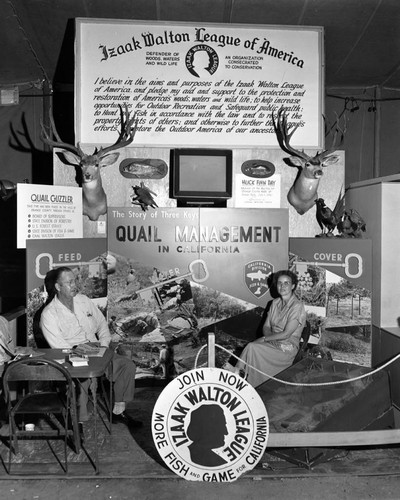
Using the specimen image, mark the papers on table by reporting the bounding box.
[73,344,107,357]
[10,347,45,362]
[69,354,89,367]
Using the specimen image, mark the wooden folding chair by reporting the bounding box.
[2,357,80,474]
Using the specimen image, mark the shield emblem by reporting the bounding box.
[244,260,273,298]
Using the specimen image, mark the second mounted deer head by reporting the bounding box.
[272,107,345,215]
[41,104,137,221]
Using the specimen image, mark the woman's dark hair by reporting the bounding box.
[273,269,299,291]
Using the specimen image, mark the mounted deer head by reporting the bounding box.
[41,104,137,221]
[272,107,345,215]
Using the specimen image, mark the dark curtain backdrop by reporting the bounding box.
[0,91,51,310]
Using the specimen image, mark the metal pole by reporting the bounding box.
[208,332,215,368]
[373,85,381,178]
[42,79,51,151]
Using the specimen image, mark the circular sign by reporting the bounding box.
[185,44,219,78]
[151,367,269,482]
[241,160,276,178]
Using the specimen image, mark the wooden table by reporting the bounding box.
[37,348,114,473]
[39,347,113,378]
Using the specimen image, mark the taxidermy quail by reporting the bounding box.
[337,209,366,238]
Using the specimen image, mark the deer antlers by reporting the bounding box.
[272,108,310,162]
[272,107,346,164]
[319,112,347,161]
[40,104,137,221]
[40,104,137,160]
[99,105,138,155]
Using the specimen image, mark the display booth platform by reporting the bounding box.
[257,357,395,468]
[1,379,400,478]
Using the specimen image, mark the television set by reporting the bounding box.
[170,148,233,207]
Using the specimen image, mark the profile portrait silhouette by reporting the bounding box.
[192,50,212,78]
[186,404,228,467]
[186,44,219,78]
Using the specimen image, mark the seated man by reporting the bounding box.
[0,315,16,432]
[0,315,15,377]
[40,266,141,427]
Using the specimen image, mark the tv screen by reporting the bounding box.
[171,149,232,206]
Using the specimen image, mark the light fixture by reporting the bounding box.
[350,98,359,112]
[0,86,19,106]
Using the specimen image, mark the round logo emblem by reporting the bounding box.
[185,44,219,78]
[241,160,276,178]
[151,368,269,482]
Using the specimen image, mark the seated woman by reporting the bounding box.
[235,269,306,387]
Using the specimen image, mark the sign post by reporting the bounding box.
[208,332,215,368]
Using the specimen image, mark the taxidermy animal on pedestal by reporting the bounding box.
[272,107,345,215]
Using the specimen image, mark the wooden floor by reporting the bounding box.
[1,383,400,479]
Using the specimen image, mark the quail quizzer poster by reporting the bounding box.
[17,183,83,248]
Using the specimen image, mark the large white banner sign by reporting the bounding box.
[76,20,323,148]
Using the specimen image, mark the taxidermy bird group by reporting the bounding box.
[271,106,365,238]
[315,190,366,238]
